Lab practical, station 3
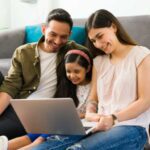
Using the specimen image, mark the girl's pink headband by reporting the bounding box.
[65,49,91,72]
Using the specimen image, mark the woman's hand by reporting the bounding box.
[93,115,114,132]
[85,112,101,122]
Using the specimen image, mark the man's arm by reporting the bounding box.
[0,92,12,115]
[0,47,23,99]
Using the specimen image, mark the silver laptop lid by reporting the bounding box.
[11,98,86,135]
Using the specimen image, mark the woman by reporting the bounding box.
[67,9,150,150]
[78,9,150,149]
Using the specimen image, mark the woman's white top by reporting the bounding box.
[94,46,150,135]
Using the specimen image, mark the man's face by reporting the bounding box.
[42,20,71,53]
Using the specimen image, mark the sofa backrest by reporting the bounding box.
[118,15,150,49]
[0,28,25,58]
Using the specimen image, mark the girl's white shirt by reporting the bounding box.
[94,46,150,136]
[77,83,91,104]
[77,83,91,113]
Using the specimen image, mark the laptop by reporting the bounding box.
[10,98,96,135]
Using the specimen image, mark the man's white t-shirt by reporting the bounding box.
[27,48,57,99]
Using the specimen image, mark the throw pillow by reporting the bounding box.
[25,25,42,43]
[25,25,86,45]
[69,26,86,45]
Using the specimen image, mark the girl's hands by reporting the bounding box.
[85,112,101,122]
[78,112,85,119]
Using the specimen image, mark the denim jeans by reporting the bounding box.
[31,126,147,150]
[32,135,84,150]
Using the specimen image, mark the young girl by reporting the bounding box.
[0,49,93,150]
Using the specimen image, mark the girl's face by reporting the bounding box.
[88,24,118,54]
[65,62,87,85]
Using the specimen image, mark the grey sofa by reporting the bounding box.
[0,15,150,76]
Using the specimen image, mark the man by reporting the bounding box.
[0,8,88,139]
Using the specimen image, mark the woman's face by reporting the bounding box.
[88,25,118,54]
[65,62,87,85]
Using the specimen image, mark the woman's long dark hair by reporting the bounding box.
[54,49,93,107]
[85,9,137,57]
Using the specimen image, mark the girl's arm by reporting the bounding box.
[85,66,100,122]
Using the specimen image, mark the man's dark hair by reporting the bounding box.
[46,8,73,30]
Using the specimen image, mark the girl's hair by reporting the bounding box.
[65,49,92,81]
[85,9,137,57]
[54,49,93,106]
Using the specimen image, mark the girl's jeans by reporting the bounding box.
[32,125,148,150]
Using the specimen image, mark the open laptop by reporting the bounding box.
[10,98,96,135]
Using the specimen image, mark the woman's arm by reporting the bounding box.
[94,55,150,132]
[115,55,150,122]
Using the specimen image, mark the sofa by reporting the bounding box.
[1,15,150,76]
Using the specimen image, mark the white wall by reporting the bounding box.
[53,0,150,18]
[0,0,11,29]
[1,0,150,29]
[10,0,54,28]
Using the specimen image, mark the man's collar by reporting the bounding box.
[34,36,45,65]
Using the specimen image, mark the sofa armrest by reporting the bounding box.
[0,28,25,58]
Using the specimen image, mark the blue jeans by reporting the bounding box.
[31,126,147,150]
[32,135,84,150]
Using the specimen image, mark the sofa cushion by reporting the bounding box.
[25,25,86,45]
